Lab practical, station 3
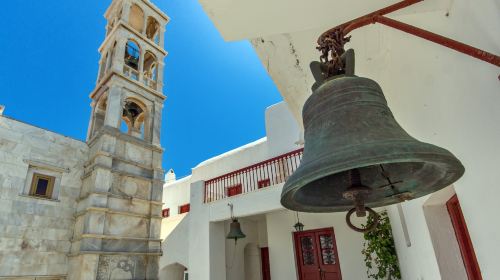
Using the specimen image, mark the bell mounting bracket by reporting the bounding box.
[315,0,499,80]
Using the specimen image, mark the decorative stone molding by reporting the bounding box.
[0,275,66,280]
[76,191,163,205]
[23,159,70,173]
[75,233,162,242]
[74,207,162,219]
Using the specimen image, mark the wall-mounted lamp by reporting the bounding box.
[293,212,304,232]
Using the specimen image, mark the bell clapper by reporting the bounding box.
[342,169,380,233]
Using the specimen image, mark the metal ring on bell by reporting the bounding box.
[345,207,379,233]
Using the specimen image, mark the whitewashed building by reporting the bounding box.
[160,0,499,280]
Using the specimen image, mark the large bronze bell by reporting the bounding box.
[226,219,246,244]
[281,52,465,221]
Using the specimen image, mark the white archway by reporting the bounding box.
[160,262,187,280]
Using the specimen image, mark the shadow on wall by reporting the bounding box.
[159,214,190,279]
[423,186,468,280]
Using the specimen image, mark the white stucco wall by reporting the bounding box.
[162,175,191,217]
[0,116,88,277]
[160,214,189,268]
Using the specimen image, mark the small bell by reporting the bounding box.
[226,203,246,244]
[226,219,246,244]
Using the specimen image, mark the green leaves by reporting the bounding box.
[362,211,401,280]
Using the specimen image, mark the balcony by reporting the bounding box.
[204,148,303,203]
[123,64,139,81]
[143,77,157,90]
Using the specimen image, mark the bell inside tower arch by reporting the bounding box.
[122,101,145,139]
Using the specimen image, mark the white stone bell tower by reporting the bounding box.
[70,1,169,279]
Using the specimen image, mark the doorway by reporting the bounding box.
[261,247,271,280]
[293,227,342,280]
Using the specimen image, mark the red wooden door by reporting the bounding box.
[294,228,342,280]
[447,195,482,280]
[261,247,271,280]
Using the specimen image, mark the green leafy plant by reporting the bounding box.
[362,211,401,280]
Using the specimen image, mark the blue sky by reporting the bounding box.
[0,1,282,178]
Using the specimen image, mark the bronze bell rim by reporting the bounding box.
[281,145,465,213]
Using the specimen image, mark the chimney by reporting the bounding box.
[165,168,176,183]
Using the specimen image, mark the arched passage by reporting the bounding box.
[160,263,187,280]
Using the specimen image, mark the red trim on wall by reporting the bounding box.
[447,194,482,280]
[227,184,242,197]
[162,208,170,218]
[258,179,271,189]
[179,203,190,214]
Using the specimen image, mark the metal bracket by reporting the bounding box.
[316,0,500,71]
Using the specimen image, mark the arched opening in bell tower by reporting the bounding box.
[91,94,108,137]
[129,4,144,33]
[108,41,117,71]
[124,39,141,80]
[143,51,158,89]
[146,17,160,44]
[121,99,148,140]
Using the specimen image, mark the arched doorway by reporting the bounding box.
[160,263,187,280]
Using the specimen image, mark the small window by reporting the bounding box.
[162,208,170,218]
[179,204,190,214]
[29,173,55,198]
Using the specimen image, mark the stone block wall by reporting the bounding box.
[0,116,88,278]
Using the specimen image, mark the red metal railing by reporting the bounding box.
[204,148,304,203]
